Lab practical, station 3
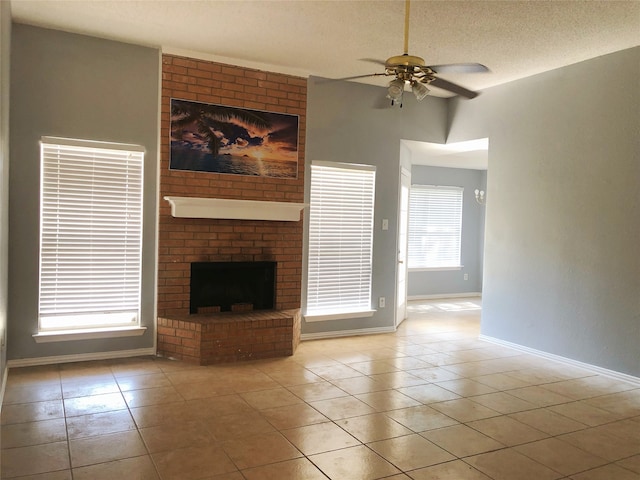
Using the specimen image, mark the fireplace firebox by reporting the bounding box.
[190,261,276,314]
[158,260,299,364]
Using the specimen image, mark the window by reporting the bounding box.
[408,185,463,269]
[306,161,375,320]
[38,137,144,332]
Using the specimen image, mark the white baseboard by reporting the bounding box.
[479,334,640,386]
[301,326,396,341]
[408,292,482,300]
[7,347,157,369]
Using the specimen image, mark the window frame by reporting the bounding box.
[36,136,145,338]
[408,184,464,271]
[305,161,376,322]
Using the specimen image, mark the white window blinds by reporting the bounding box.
[39,137,144,331]
[408,185,463,269]
[307,162,375,317]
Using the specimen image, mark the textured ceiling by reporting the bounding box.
[10,0,640,98]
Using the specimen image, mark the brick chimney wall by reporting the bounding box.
[158,54,307,318]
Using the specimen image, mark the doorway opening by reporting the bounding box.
[396,138,488,326]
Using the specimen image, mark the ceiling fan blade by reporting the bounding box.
[429,77,480,99]
[329,72,388,82]
[360,58,387,66]
[428,63,489,74]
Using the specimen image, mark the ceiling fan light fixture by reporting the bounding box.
[387,78,405,100]
[412,81,430,101]
[338,0,485,101]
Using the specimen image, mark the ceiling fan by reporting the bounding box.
[341,0,489,105]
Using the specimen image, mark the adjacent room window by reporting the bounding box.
[408,185,463,270]
[38,137,144,331]
[306,161,376,320]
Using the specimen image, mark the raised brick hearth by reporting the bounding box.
[157,55,306,364]
[157,310,301,365]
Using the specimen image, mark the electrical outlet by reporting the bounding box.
[464,273,469,281]
[379,297,386,308]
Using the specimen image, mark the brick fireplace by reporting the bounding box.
[157,54,306,364]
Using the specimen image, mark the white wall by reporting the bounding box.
[448,47,640,376]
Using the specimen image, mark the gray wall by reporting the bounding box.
[6,24,637,378]
[0,2,11,382]
[408,165,486,298]
[8,25,159,361]
[448,47,640,376]
[303,77,448,335]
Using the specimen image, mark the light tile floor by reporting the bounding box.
[1,298,639,479]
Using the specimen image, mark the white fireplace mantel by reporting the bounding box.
[164,196,307,221]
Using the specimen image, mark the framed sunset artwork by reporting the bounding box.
[169,98,299,178]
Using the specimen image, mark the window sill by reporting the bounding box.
[304,310,376,323]
[409,266,463,272]
[33,326,147,343]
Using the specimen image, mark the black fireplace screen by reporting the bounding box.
[190,261,276,314]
